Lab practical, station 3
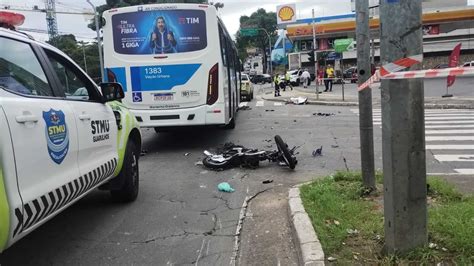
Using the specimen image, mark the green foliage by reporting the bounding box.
[47,35,102,82]
[236,8,277,69]
[300,172,474,264]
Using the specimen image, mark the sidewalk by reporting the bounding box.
[261,83,474,109]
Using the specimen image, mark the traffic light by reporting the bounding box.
[307,50,315,63]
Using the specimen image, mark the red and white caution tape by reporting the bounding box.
[358,54,423,91]
[379,54,423,76]
[381,66,474,80]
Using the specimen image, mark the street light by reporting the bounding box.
[86,0,105,83]
[256,28,273,77]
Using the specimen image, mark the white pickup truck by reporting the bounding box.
[0,14,141,253]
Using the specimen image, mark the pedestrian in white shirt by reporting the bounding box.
[301,69,311,88]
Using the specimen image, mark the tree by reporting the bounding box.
[236,8,277,73]
[88,0,223,30]
[47,35,102,81]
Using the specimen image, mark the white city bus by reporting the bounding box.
[102,3,240,130]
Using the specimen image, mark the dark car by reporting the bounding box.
[433,63,449,69]
[251,74,271,84]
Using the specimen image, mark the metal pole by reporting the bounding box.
[87,0,105,83]
[259,28,273,87]
[380,0,427,253]
[356,0,376,190]
[82,42,88,73]
[371,38,375,64]
[312,9,319,99]
[341,53,344,101]
[282,30,286,71]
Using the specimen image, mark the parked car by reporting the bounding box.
[343,67,358,83]
[433,63,449,69]
[287,69,316,86]
[462,61,474,67]
[0,13,142,253]
[251,74,271,84]
[240,73,254,101]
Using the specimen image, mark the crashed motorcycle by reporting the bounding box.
[202,135,298,170]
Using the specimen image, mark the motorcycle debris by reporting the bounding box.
[262,179,273,184]
[331,145,339,148]
[195,161,204,166]
[217,182,235,193]
[239,106,252,111]
[313,112,335,117]
[265,109,275,112]
[312,146,323,157]
[184,152,190,156]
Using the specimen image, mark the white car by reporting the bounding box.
[462,61,474,67]
[287,69,302,86]
[0,14,141,253]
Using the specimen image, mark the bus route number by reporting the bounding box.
[145,67,162,75]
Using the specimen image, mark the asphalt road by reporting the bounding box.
[1,84,472,265]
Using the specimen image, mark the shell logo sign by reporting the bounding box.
[277,4,297,24]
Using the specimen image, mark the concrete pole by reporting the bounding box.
[371,38,375,64]
[312,9,319,99]
[380,0,427,253]
[356,0,376,190]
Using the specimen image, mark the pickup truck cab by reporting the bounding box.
[0,14,141,253]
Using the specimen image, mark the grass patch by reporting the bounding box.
[300,172,474,264]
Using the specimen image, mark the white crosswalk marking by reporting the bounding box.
[351,108,474,176]
[274,102,284,106]
[256,101,264,107]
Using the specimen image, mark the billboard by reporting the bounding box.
[276,4,297,25]
[111,9,207,55]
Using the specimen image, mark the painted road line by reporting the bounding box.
[372,117,474,121]
[426,145,474,150]
[425,125,474,129]
[454,169,474,175]
[256,101,264,107]
[374,121,474,125]
[426,136,474,141]
[433,154,474,162]
[425,129,474,134]
[274,102,284,106]
[424,113,474,117]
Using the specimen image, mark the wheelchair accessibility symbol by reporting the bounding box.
[132,92,142,102]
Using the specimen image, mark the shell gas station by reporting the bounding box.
[277,0,474,72]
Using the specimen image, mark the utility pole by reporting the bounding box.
[87,0,105,83]
[356,0,375,190]
[312,8,319,99]
[81,42,88,73]
[380,0,427,253]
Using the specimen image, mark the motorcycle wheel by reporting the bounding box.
[202,157,233,170]
[274,135,296,170]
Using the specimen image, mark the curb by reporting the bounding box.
[288,186,325,266]
[263,97,473,109]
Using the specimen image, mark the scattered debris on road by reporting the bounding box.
[184,152,190,156]
[238,105,252,111]
[262,179,273,184]
[195,161,203,166]
[217,182,235,193]
[312,146,323,157]
[287,96,308,105]
[313,112,335,117]
[140,150,148,156]
[331,145,339,148]
[265,109,275,112]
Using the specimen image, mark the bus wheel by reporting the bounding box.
[224,117,236,130]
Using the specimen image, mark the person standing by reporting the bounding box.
[325,64,335,92]
[273,74,281,97]
[301,69,311,88]
[318,67,324,86]
[285,71,293,90]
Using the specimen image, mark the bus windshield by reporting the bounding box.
[111,9,207,55]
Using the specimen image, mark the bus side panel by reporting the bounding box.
[0,105,23,252]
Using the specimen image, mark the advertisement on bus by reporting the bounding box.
[111,9,207,55]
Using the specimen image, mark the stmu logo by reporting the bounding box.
[278,6,295,22]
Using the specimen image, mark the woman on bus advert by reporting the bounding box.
[150,16,177,54]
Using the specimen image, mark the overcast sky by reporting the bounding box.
[1,0,352,41]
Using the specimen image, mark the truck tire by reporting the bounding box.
[111,141,139,202]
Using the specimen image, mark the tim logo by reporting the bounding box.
[179,17,199,24]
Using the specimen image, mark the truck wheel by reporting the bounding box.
[224,116,236,130]
[111,141,139,202]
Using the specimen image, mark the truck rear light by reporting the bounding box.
[207,63,219,105]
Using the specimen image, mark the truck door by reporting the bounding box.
[0,37,80,239]
[42,48,119,184]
